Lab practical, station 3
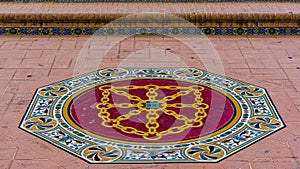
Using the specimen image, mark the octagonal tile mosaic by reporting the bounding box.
[19,68,285,163]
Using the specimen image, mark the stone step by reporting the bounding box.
[0,2,299,35]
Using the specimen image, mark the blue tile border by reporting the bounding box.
[1,27,300,35]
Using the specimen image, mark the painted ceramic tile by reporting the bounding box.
[19,68,285,163]
[0,27,297,35]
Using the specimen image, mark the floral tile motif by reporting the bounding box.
[19,68,285,163]
[0,27,298,36]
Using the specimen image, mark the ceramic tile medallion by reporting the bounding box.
[19,68,285,163]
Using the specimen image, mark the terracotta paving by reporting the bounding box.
[0,35,300,168]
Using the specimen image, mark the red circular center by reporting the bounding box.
[69,79,235,142]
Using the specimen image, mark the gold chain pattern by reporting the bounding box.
[96,84,209,140]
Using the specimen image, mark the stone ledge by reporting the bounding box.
[1,2,300,35]
[0,13,298,23]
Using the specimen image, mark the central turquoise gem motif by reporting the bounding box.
[146,102,159,109]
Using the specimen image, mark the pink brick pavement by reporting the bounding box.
[0,35,299,169]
